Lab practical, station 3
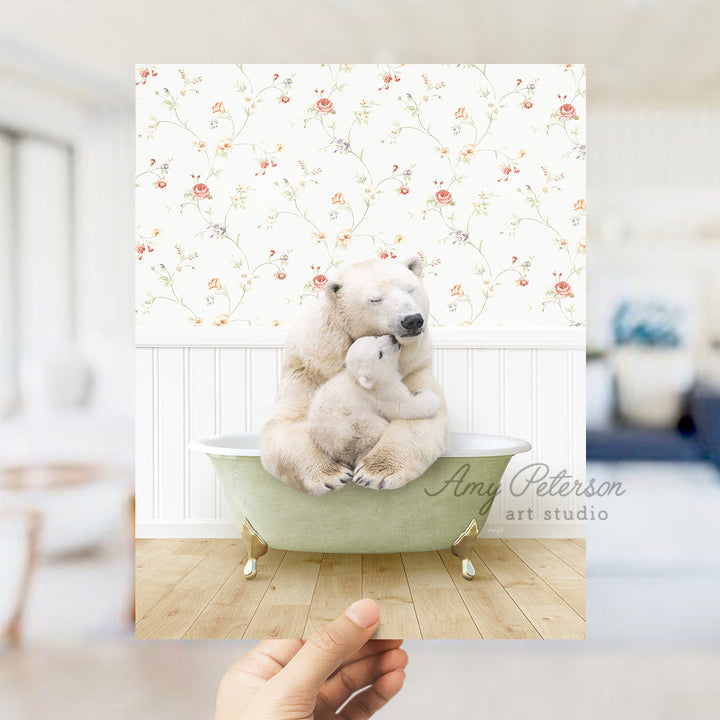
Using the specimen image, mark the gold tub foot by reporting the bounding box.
[241,518,268,579]
[451,518,479,581]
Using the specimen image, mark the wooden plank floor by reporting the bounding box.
[136,538,585,640]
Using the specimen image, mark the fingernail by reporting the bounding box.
[345,599,379,628]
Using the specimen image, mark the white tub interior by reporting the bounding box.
[189,432,531,458]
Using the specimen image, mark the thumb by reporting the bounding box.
[270,599,380,697]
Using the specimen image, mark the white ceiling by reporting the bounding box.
[0,0,719,105]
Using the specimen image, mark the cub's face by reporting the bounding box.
[345,335,401,390]
[324,256,430,344]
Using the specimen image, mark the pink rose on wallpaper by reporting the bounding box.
[316,97,333,114]
[331,193,345,205]
[523,100,533,109]
[136,66,157,85]
[435,189,453,205]
[214,314,229,326]
[208,278,222,290]
[559,103,576,119]
[554,281,572,297]
[337,229,353,244]
[450,284,464,297]
[455,107,468,120]
[276,271,287,280]
[280,95,290,103]
[192,183,210,199]
[574,199,586,211]
[212,101,225,114]
[312,274,328,289]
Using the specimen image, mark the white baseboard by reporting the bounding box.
[480,521,586,540]
[136,520,243,539]
[135,520,586,540]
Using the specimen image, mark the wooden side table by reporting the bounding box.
[0,464,135,642]
[0,509,40,648]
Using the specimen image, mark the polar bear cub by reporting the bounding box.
[308,334,441,470]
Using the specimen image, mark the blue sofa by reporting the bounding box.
[587,384,720,467]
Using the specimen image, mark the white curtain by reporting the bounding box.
[0,133,15,414]
[17,137,73,358]
[0,132,74,416]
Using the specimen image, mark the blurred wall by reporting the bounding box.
[589,104,720,369]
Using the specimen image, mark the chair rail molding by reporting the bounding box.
[135,326,586,349]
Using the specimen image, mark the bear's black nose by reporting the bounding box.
[400,313,424,334]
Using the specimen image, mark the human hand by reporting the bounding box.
[216,599,407,719]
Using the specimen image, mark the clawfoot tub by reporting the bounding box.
[189,432,531,580]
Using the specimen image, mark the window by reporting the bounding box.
[0,129,74,415]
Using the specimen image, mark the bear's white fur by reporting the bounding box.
[308,335,440,472]
[260,255,450,495]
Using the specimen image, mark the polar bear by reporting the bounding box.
[260,255,450,495]
[307,334,441,472]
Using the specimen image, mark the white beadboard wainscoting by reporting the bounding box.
[135,327,586,539]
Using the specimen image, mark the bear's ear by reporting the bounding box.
[403,254,424,278]
[357,374,375,390]
[325,280,342,300]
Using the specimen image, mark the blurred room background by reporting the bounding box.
[1,1,719,717]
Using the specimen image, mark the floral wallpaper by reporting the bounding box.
[136,64,585,328]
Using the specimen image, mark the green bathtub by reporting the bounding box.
[189,432,530,580]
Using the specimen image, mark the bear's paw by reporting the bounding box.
[303,461,355,496]
[353,459,412,491]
